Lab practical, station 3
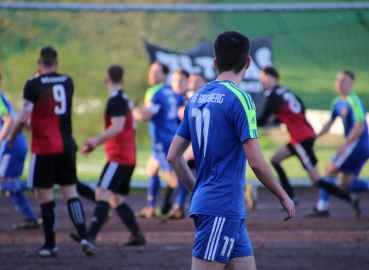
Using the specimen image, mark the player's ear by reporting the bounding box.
[55,60,59,69]
[245,57,251,70]
[37,58,41,66]
[213,59,219,71]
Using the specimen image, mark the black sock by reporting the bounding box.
[40,200,57,249]
[272,163,295,198]
[161,186,174,214]
[77,182,96,202]
[67,198,87,240]
[116,202,141,235]
[87,200,110,241]
[316,179,351,202]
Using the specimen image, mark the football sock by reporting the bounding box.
[40,201,57,249]
[147,175,161,207]
[1,180,28,193]
[161,186,174,215]
[347,180,369,192]
[316,178,351,202]
[116,202,141,235]
[271,162,295,199]
[67,198,87,240]
[9,191,37,221]
[76,182,96,202]
[174,179,188,207]
[87,200,110,241]
[316,176,335,211]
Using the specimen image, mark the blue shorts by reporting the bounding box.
[0,140,27,178]
[192,215,253,264]
[332,140,369,176]
[152,142,173,172]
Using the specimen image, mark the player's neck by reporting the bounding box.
[40,67,57,74]
[215,71,243,87]
[339,90,352,99]
[107,84,122,95]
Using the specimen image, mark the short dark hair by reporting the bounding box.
[342,70,355,80]
[173,68,189,78]
[40,46,57,67]
[213,31,250,74]
[153,61,169,75]
[262,66,279,79]
[107,65,124,84]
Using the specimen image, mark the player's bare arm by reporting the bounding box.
[7,110,30,146]
[336,121,365,156]
[82,116,125,154]
[243,138,295,220]
[316,118,334,139]
[0,113,14,143]
[132,107,153,122]
[167,135,195,192]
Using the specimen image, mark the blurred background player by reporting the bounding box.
[8,46,94,257]
[306,70,369,218]
[78,65,145,247]
[167,71,207,219]
[133,62,184,218]
[257,66,360,214]
[0,73,39,229]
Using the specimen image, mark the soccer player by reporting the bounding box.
[133,62,184,218]
[80,65,145,247]
[307,70,369,218]
[8,46,94,257]
[257,67,361,214]
[0,73,39,229]
[168,31,295,270]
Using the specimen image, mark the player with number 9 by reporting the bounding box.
[8,46,94,258]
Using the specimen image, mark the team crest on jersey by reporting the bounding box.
[341,107,348,117]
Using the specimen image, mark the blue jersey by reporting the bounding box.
[145,83,185,148]
[331,93,368,142]
[177,80,259,219]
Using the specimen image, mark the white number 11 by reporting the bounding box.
[191,108,210,157]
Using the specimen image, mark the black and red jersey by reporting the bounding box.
[104,90,136,166]
[257,86,315,145]
[23,72,74,154]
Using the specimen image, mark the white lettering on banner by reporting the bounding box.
[194,56,217,80]
[239,81,263,93]
[255,46,273,69]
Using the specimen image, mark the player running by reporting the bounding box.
[8,46,94,257]
[306,70,369,218]
[168,31,295,270]
[0,73,39,229]
[78,65,145,247]
[133,62,184,218]
[257,66,361,215]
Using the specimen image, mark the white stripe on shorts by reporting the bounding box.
[0,154,10,177]
[100,162,118,189]
[334,140,359,168]
[294,143,313,171]
[27,154,36,189]
[204,216,226,261]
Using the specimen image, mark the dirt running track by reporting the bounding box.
[1,188,368,270]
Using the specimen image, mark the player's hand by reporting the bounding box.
[132,107,140,120]
[6,134,15,148]
[81,138,99,155]
[280,197,295,221]
[335,145,346,157]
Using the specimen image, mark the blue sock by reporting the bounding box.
[1,180,29,193]
[174,179,189,207]
[147,175,161,207]
[347,180,369,192]
[316,176,336,211]
[9,191,37,221]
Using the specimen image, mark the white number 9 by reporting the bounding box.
[52,84,66,115]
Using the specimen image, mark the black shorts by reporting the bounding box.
[28,146,78,189]
[98,163,135,195]
[286,137,318,171]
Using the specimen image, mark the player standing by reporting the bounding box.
[0,73,39,229]
[168,31,295,270]
[306,70,369,217]
[133,62,184,218]
[80,65,145,247]
[8,46,94,257]
[257,67,361,214]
